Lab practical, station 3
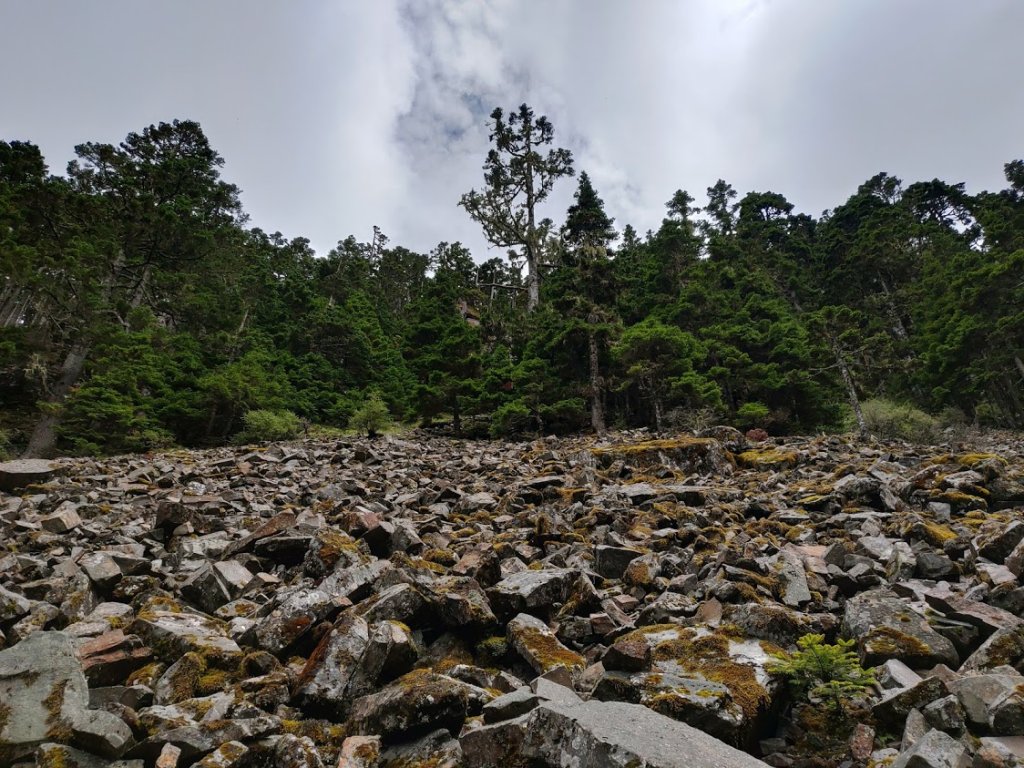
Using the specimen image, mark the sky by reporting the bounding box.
[1,0,1022,260]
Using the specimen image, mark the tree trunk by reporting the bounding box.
[832,339,868,440]
[452,398,462,436]
[524,154,540,311]
[21,340,90,458]
[526,266,540,312]
[877,273,910,342]
[587,328,605,434]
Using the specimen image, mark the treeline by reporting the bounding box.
[1,114,1022,457]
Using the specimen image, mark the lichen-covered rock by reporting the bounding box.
[347,669,488,742]
[487,569,576,619]
[507,613,585,680]
[0,631,132,763]
[842,589,959,668]
[592,624,780,747]
[130,596,241,662]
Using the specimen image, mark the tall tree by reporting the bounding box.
[558,171,618,433]
[22,120,243,456]
[459,104,573,311]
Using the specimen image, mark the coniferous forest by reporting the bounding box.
[2,107,1023,458]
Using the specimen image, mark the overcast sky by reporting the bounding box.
[2,1,1021,259]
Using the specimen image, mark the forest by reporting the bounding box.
[1,107,1023,458]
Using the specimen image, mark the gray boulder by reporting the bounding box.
[462,696,770,768]
[0,631,132,763]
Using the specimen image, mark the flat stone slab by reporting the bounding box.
[527,699,769,767]
[0,459,57,492]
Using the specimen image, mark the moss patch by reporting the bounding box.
[514,625,585,672]
[737,449,799,470]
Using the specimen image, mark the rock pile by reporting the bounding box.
[0,429,1023,767]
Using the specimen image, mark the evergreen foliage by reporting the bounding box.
[2,112,1023,456]
[236,409,303,444]
[350,393,392,437]
[769,634,876,712]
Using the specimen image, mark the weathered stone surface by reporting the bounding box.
[0,631,132,763]
[842,589,959,668]
[0,459,56,491]
[891,728,967,768]
[3,431,1024,767]
[130,597,241,661]
[508,613,585,679]
[348,669,485,742]
[523,698,770,767]
[76,629,153,686]
[591,624,779,747]
[593,544,643,579]
[487,569,576,618]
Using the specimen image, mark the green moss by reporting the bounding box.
[127,661,165,686]
[862,627,932,662]
[515,625,585,672]
[930,490,988,510]
[627,626,770,721]
[919,522,956,545]
[737,449,800,469]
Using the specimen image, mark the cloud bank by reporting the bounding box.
[1,0,1021,258]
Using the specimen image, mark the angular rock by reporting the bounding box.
[523,698,769,767]
[0,631,132,763]
[593,544,643,579]
[842,589,959,668]
[487,569,576,619]
[348,669,487,742]
[891,728,966,768]
[507,613,586,680]
[0,459,56,492]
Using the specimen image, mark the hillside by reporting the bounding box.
[1,429,1023,766]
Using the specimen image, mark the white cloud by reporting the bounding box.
[1,0,1021,259]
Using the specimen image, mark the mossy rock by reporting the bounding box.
[591,437,730,475]
[737,449,800,470]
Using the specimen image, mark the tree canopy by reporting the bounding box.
[2,112,1023,456]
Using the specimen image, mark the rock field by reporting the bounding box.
[1,427,1024,767]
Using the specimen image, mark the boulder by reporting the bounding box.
[842,589,959,668]
[0,459,56,492]
[0,631,132,763]
[464,696,770,768]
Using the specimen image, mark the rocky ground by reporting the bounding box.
[1,428,1024,768]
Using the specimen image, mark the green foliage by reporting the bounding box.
[735,401,770,429]
[0,428,10,460]
[350,393,392,437]
[769,634,876,711]
[490,401,533,437]
[236,409,302,443]
[4,115,1024,457]
[538,398,588,434]
[860,398,942,443]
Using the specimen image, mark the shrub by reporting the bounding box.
[490,401,533,437]
[769,634,876,712]
[538,398,587,434]
[350,393,391,437]
[236,409,302,443]
[0,428,10,460]
[736,401,771,429]
[860,398,941,443]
